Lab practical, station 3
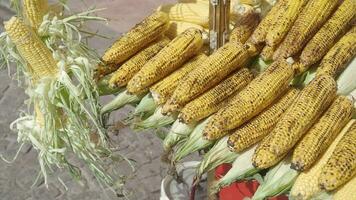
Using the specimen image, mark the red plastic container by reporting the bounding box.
[215,164,289,200]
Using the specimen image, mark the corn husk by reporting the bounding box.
[133,107,177,129]
[163,119,197,152]
[173,117,215,162]
[211,144,260,193]
[196,136,239,178]
[97,73,123,96]
[252,156,299,200]
[337,58,356,95]
[133,93,157,118]
[101,89,144,115]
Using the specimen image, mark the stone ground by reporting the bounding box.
[0,1,205,200]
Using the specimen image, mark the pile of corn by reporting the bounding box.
[97,0,356,198]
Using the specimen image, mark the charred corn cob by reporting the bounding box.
[228,88,299,153]
[150,54,207,105]
[109,38,170,88]
[202,60,295,141]
[163,42,250,114]
[292,96,354,172]
[23,0,49,30]
[316,26,356,78]
[229,9,260,44]
[261,75,337,161]
[165,21,204,39]
[4,17,58,82]
[265,0,308,47]
[260,45,275,61]
[252,134,287,169]
[102,11,169,65]
[333,176,356,200]
[298,0,356,69]
[158,3,209,28]
[273,0,340,60]
[249,0,287,44]
[179,68,254,124]
[127,28,203,94]
[290,120,355,200]
[319,121,356,191]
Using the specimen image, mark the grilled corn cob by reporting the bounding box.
[319,121,356,191]
[229,9,260,44]
[252,134,287,169]
[4,17,58,82]
[158,3,209,28]
[202,60,295,141]
[292,96,354,172]
[102,11,169,65]
[165,21,204,39]
[260,45,275,61]
[249,0,287,45]
[290,120,355,200]
[299,0,356,70]
[333,176,356,200]
[316,26,356,78]
[228,88,299,153]
[273,0,340,60]
[23,0,49,30]
[150,54,207,105]
[163,42,250,114]
[260,75,337,163]
[179,68,254,124]
[265,0,308,47]
[109,38,170,88]
[127,28,203,94]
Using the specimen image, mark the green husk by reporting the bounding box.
[211,144,260,193]
[196,136,239,178]
[1,6,133,189]
[337,58,356,95]
[252,157,299,200]
[133,107,177,130]
[101,89,144,115]
[163,119,196,152]
[133,93,157,118]
[173,117,215,162]
[97,74,123,96]
[249,56,273,74]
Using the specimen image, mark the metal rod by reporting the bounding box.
[209,0,230,54]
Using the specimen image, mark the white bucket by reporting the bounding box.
[160,161,207,200]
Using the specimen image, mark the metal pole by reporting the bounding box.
[209,0,230,54]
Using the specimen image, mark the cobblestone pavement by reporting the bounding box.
[0,1,205,200]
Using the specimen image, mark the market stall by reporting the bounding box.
[0,0,355,199]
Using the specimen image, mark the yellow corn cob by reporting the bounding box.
[248,0,287,45]
[319,121,356,191]
[292,96,354,172]
[179,68,254,124]
[229,9,260,44]
[202,60,295,141]
[262,75,337,160]
[163,41,251,114]
[4,17,58,82]
[265,0,308,47]
[228,88,299,153]
[127,28,203,94]
[150,54,207,105]
[102,11,169,65]
[252,140,287,169]
[333,176,356,200]
[109,38,170,88]
[23,0,49,30]
[299,0,356,70]
[316,26,356,78]
[260,45,275,61]
[165,21,204,40]
[290,120,355,200]
[158,3,209,28]
[273,0,340,60]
